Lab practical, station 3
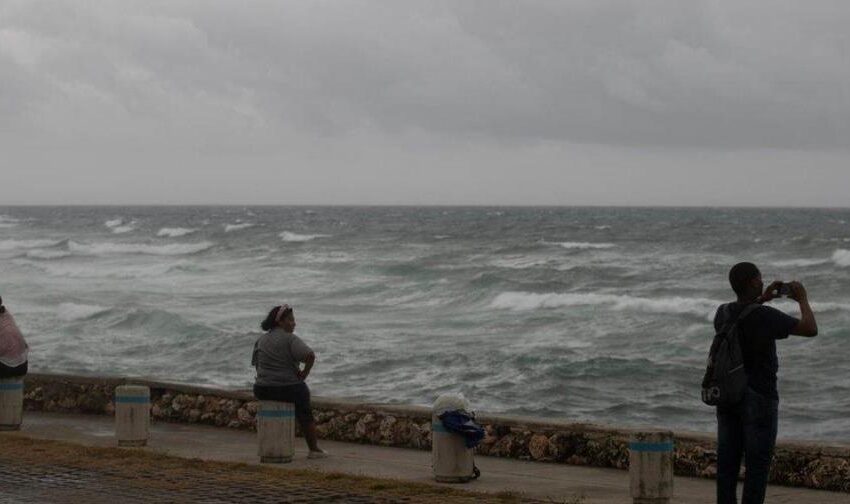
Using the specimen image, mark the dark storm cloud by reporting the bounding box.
[0,0,848,205]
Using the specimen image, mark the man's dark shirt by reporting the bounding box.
[713,302,799,400]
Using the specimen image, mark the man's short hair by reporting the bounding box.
[729,262,760,297]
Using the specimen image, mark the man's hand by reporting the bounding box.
[297,369,309,381]
[759,280,784,303]
[788,281,808,303]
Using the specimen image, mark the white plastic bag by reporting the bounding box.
[433,392,470,415]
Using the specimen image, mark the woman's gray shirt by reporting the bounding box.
[252,328,313,387]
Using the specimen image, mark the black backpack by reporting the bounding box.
[701,304,760,407]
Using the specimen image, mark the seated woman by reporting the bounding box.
[252,304,326,458]
[0,296,29,379]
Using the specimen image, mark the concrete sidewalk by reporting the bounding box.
[10,412,849,503]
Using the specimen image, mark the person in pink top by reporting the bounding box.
[0,296,29,378]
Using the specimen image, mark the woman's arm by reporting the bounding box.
[298,352,316,380]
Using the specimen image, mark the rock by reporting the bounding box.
[195,395,205,408]
[188,409,202,422]
[529,434,549,460]
[245,401,259,415]
[237,407,252,424]
[58,397,77,409]
[105,402,115,416]
[355,414,376,439]
[378,416,397,444]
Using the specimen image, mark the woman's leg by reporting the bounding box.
[293,383,322,452]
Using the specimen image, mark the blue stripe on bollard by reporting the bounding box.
[431,422,449,434]
[257,410,294,418]
[629,441,674,452]
[115,396,150,404]
[0,383,24,391]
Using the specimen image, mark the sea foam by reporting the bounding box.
[224,223,254,232]
[833,249,850,267]
[546,241,616,250]
[771,258,831,268]
[26,250,72,260]
[68,241,214,256]
[0,239,62,251]
[157,227,197,238]
[0,215,19,228]
[491,291,719,319]
[58,303,111,321]
[280,231,330,242]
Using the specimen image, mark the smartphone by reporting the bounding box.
[777,283,792,297]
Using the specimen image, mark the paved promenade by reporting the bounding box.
[2,412,848,503]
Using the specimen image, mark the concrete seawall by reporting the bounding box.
[20,373,850,493]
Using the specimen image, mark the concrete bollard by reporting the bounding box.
[432,395,475,483]
[115,385,150,447]
[0,377,24,431]
[257,401,295,463]
[629,431,674,504]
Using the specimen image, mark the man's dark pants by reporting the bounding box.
[716,387,779,504]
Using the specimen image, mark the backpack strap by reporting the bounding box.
[737,303,761,322]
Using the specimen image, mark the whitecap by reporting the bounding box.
[594,225,612,230]
[546,241,616,250]
[57,303,110,321]
[771,258,831,268]
[490,257,550,269]
[28,261,178,279]
[104,218,123,228]
[26,250,72,260]
[0,239,62,251]
[157,227,197,238]
[224,223,254,232]
[833,249,850,267]
[111,225,135,234]
[0,215,19,228]
[280,231,330,242]
[68,241,214,256]
[491,291,720,319]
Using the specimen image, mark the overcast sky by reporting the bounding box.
[1,0,848,206]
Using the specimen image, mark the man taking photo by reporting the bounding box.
[714,262,818,504]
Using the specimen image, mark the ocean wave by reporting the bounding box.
[25,261,179,279]
[280,231,330,242]
[68,241,214,256]
[771,258,831,268]
[489,257,552,270]
[224,223,254,232]
[58,303,111,321]
[833,249,850,267]
[0,215,19,228]
[491,291,719,318]
[157,227,197,238]
[0,239,62,251]
[25,249,72,260]
[594,225,612,230]
[105,218,136,234]
[546,241,616,250]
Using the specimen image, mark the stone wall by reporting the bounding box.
[20,373,850,493]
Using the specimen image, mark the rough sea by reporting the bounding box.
[1,206,848,442]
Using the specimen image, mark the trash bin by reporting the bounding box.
[432,393,480,483]
[0,377,23,431]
